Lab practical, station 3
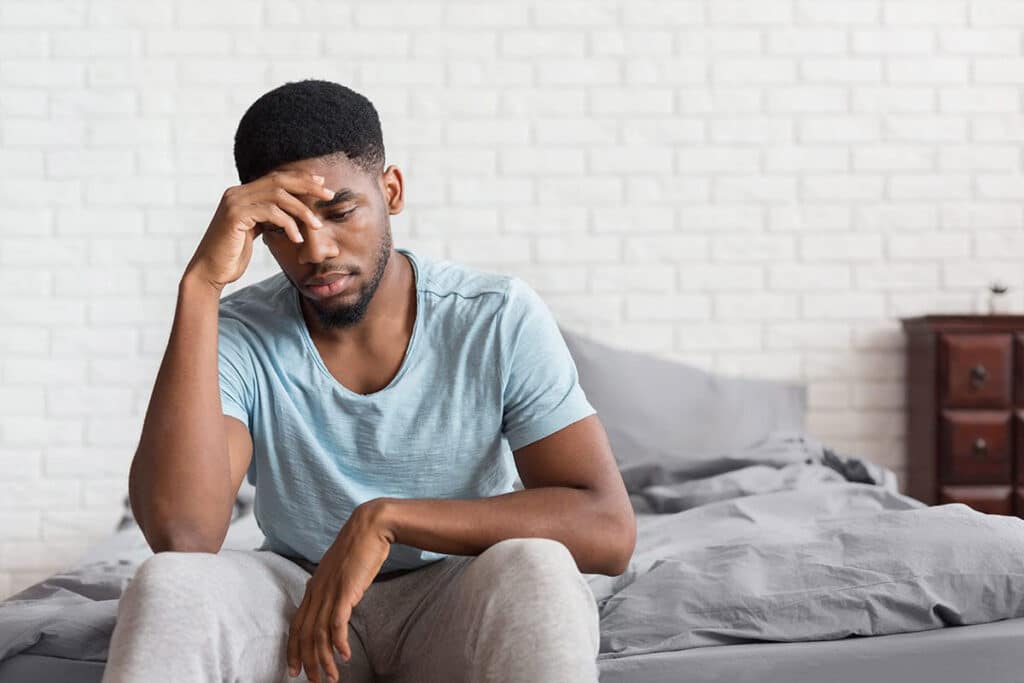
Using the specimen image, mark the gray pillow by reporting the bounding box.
[560,327,806,465]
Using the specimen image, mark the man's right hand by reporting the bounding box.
[184,170,336,291]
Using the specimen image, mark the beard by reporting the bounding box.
[298,226,393,329]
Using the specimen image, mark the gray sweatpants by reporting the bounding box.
[101,537,601,682]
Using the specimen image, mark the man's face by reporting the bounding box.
[259,154,403,329]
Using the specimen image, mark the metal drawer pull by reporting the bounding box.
[973,438,988,456]
[969,364,988,387]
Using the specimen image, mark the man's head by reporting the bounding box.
[234,79,403,329]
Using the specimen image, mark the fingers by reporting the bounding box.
[316,595,341,683]
[331,599,354,663]
[256,170,336,203]
[258,204,304,244]
[287,587,310,678]
[299,592,322,683]
[252,187,324,233]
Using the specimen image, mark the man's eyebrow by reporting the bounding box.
[314,189,360,209]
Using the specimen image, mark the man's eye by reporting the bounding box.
[328,208,356,222]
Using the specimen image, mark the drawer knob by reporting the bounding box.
[970,364,988,387]
[973,438,988,456]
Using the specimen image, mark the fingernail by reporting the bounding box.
[312,175,324,182]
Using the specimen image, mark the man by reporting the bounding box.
[102,79,635,683]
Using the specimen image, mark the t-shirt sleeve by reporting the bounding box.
[500,277,596,451]
[218,314,255,431]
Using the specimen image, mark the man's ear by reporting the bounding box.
[381,165,404,215]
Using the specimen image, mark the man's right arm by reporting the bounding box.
[129,273,253,553]
[128,170,334,553]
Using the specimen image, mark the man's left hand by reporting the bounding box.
[287,500,393,683]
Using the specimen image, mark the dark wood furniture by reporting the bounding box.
[901,315,1024,516]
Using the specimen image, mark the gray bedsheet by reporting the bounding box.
[3,432,1024,673]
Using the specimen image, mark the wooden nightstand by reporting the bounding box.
[902,316,1024,516]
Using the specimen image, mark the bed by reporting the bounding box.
[4,329,1024,682]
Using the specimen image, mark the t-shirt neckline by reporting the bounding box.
[291,247,422,400]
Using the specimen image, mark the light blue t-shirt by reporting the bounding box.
[217,247,596,575]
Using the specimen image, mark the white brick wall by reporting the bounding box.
[1,0,1022,598]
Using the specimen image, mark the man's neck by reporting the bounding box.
[300,249,413,348]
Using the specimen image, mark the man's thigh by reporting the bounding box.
[103,549,374,683]
[356,539,600,683]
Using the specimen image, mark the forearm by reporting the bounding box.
[130,271,234,552]
[373,487,634,576]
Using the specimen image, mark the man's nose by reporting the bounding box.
[297,223,340,264]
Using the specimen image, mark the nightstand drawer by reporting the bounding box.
[940,410,1012,484]
[939,485,1013,515]
[940,333,1012,408]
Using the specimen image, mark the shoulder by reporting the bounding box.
[410,249,517,306]
[218,271,293,337]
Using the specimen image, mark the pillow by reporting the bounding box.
[559,327,806,466]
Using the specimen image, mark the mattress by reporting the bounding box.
[4,618,1024,683]
[598,616,1024,683]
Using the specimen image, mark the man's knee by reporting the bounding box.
[474,538,594,603]
[124,551,225,610]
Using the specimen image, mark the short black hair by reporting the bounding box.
[233,79,385,184]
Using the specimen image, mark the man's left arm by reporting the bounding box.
[366,412,637,576]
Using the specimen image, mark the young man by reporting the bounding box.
[102,80,635,683]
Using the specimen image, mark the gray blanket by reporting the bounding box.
[3,432,1024,665]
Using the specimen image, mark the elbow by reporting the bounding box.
[142,522,224,555]
[596,509,637,577]
[609,516,637,576]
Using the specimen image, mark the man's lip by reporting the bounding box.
[304,272,353,287]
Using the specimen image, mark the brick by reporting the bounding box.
[713,235,796,261]
[713,58,796,84]
[710,1,793,24]
[884,1,967,25]
[537,59,621,85]
[853,146,934,171]
[52,29,141,57]
[765,147,848,172]
[533,2,617,26]
[766,87,847,113]
[622,2,703,25]
[715,293,799,320]
[769,264,852,290]
[590,30,673,57]
[675,323,763,350]
[591,207,676,233]
[802,175,884,201]
[536,236,620,263]
[590,265,675,292]
[889,232,971,260]
[802,59,882,83]
[624,236,708,262]
[766,323,853,350]
[938,29,1020,53]
[855,264,940,290]
[714,177,798,202]
[768,29,847,53]
[678,265,764,291]
[590,88,674,115]
[889,174,972,200]
[503,208,588,234]
[801,233,884,261]
[853,29,934,53]
[627,294,711,321]
[590,147,673,173]
[939,146,1019,171]
[802,293,887,319]
[678,206,762,231]
[769,206,852,232]
[679,148,761,174]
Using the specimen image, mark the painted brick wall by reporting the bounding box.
[2,0,1023,598]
